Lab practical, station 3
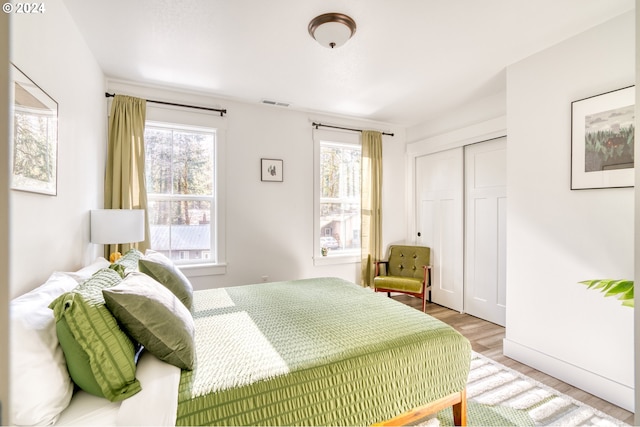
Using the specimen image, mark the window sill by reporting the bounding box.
[178,263,227,278]
[313,255,360,266]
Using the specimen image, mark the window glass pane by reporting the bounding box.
[145,127,172,195]
[320,144,360,200]
[148,199,213,262]
[145,122,217,265]
[172,130,214,196]
[319,141,361,255]
[320,202,360,252]
[147,199,170,259]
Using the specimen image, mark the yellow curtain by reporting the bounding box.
[361,130,383,287]
[104,95,150,257]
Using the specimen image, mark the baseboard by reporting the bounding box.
[503,338,634,412]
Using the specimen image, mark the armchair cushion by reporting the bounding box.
[373,276,423,293]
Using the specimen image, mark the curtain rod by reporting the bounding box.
[312,122,394,137]
[105,92,226,117]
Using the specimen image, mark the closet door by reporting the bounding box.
[415,148,464,312]
[464,138,507,326]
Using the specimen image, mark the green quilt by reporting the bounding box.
[177,277,471,426]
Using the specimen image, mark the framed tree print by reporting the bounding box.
[261,158,283,182]
[10,64,58,195]
[571,85,634,190]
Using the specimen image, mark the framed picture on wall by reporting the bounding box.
[571,85,635,190]
[10,64,58,195]
[261,158,283,182]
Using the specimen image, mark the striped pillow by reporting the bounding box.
[111,248,142,276]
[49,268,141,401]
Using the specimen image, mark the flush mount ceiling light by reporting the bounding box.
[308,13,356,49]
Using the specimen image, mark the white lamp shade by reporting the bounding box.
[90,209,145,244]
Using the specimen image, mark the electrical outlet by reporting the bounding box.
[261,275,268,282]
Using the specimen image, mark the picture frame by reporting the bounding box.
[571,85,634,190]
[261,158,283,182]
[10,64,58,195]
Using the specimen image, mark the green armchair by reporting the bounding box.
[374,245,431,312]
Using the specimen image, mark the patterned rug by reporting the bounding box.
[433,352,629,426]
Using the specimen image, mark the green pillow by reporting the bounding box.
[138,251,193,310]
[49,268,141,401]
[103,272,195,370]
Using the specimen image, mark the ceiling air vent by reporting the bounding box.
[261,99,290,107]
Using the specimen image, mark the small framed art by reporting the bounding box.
[571,85,635,190]
[261,158,283,182]
[10,64,59,195]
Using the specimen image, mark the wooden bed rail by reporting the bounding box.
[373,389,467,426]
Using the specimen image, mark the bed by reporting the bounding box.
[11,251,471,426]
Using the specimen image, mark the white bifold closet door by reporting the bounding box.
[464,138,507,326]
[415,148,464,312]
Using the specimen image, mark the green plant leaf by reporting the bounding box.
[579,279,600,289]
[605,280,633,297]
[579,279,634,308]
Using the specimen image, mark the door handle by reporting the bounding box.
[417,232,421,237]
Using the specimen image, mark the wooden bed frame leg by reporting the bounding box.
[452,389,467,426]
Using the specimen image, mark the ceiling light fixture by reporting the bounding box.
[308,13,356,49]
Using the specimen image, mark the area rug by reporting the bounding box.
[434,352,629,426]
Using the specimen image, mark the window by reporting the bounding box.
[314,130,361,263]
[144,121,218,265]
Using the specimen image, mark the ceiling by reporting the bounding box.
[62,0,634,127]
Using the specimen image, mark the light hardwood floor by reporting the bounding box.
[392,295,635,425]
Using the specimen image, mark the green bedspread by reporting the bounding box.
[177,277,471,426]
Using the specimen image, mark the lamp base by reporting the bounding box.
[109,252,122,263]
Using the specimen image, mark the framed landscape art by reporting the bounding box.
[10,64,58,195]
[571,85,634,190]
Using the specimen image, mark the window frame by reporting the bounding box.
[144,104,227,276]
[313,129,361,265]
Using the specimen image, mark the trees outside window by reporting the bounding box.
[319,141,361,256]
[145,123,216,263]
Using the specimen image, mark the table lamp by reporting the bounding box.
[91,209,145,262]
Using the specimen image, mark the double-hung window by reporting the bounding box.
[314,130,361,264]
[143,105,226,273]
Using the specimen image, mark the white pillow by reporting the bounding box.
[10,272,78,426]
[64,257,111,283]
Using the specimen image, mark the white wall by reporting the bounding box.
[407,90,506,144]
[106,80,407,290]
[0,9,10,425]
[635,3,640,423]
[10,0,106,298]
[505,11,635,410]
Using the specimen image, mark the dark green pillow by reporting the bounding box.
[103,272,195,370]
[49,268,141,401]
[138,251,193,310]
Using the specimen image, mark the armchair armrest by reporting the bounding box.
[422,265,432,289]
[375,260,389,277]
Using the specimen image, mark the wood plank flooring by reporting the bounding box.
[392,295,635,425]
